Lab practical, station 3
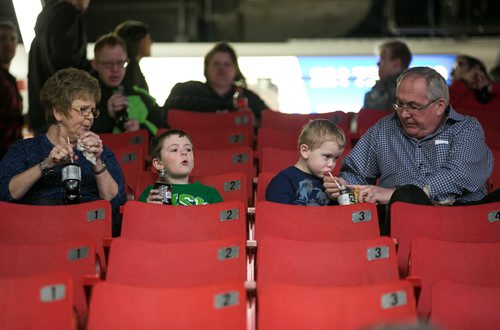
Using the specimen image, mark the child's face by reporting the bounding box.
[159,134,194,179]
[303,141,343,178]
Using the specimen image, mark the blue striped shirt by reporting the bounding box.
[340,106,493,203]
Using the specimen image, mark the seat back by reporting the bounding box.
[256,127,302,154]
[259,146,352,175]
[259,147,297,173]
[430,281,500,330]
[257,128,351,163]
[100,129,149,159]
[191,146,255,193]
[409,237,500,318]
[456,108,500,149]
[488,148,500,192]
[157,126,253,150]
[0,273,74,330]
[391,201,500,277]
[258,280,417,330]
[255,172,276,202]
[106,237,247,286]
[87,281,247,330]
[355,108,391,138]
[112,144,144,196]
[260,109,351,137]
[257,236,398,286]
[255,200,379,241]
[132,170,157,200]
[121,200,247,242]
[0,200,112,272]
[0,240,96,326]
[168,109,255,140]
[192,172,250,206]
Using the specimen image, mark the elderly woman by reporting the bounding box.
[0,67,126,235]
[162,41,269,124]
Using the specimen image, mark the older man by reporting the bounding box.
[326,66,497,234]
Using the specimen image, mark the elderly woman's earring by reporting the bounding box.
[56,122,61,129]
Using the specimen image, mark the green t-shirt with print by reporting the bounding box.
[139,182,223,205]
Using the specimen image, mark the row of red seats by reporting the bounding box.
[1,200,499,328]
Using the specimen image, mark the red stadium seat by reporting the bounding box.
[0,240,96,327]
[191,146,255,197]
[488,148,500,192]
[258,280,417,330]
[255,172,276,203]
[0,200,112,274]
[132,171,250,205]
[87,281,247,330]
[106,237,247,286]
[257,236,398,286]
[254,200,379,241]
[259,146,351,176]
[100,129,149,159]
[0,273,75,330]
[260,109,351,137]
[112,144,144,198]
[192,172,250,206]
[408,237,500,318]
[157,126,253,150]
[354,108,391,139]
[121,200,247,243]
[430,281,500,330]
[391,201,500,277]
[259,147,297,173]
[167,109,255,141]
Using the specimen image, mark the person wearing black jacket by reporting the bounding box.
[90,34,165,137]
[28,0,91,136]
[163,42,269,127]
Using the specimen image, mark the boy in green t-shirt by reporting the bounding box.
[139,129,222,205]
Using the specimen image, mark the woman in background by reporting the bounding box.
[163,41,269,125]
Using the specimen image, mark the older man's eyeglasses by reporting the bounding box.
[71,106,100,118]
[392,99,439,114]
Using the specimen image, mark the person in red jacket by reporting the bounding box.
[449,54,500,111]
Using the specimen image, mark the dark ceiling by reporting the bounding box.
[2,0,500,44]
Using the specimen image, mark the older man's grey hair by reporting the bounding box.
[397,66,449,105]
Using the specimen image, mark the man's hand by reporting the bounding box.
[349,184,396,205]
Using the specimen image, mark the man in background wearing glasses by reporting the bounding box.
[325,66,498,235]
[90,33,165,137]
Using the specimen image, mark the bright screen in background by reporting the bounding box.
[141,54,457,114]
[297,54,456,113]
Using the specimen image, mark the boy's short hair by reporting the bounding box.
[298,119,346,150]
[150,129,193,159]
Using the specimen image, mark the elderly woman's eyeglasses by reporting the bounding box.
[71,106,100,118]
[392,99,439,114]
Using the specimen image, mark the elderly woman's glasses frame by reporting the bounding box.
[71,106,100,118]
